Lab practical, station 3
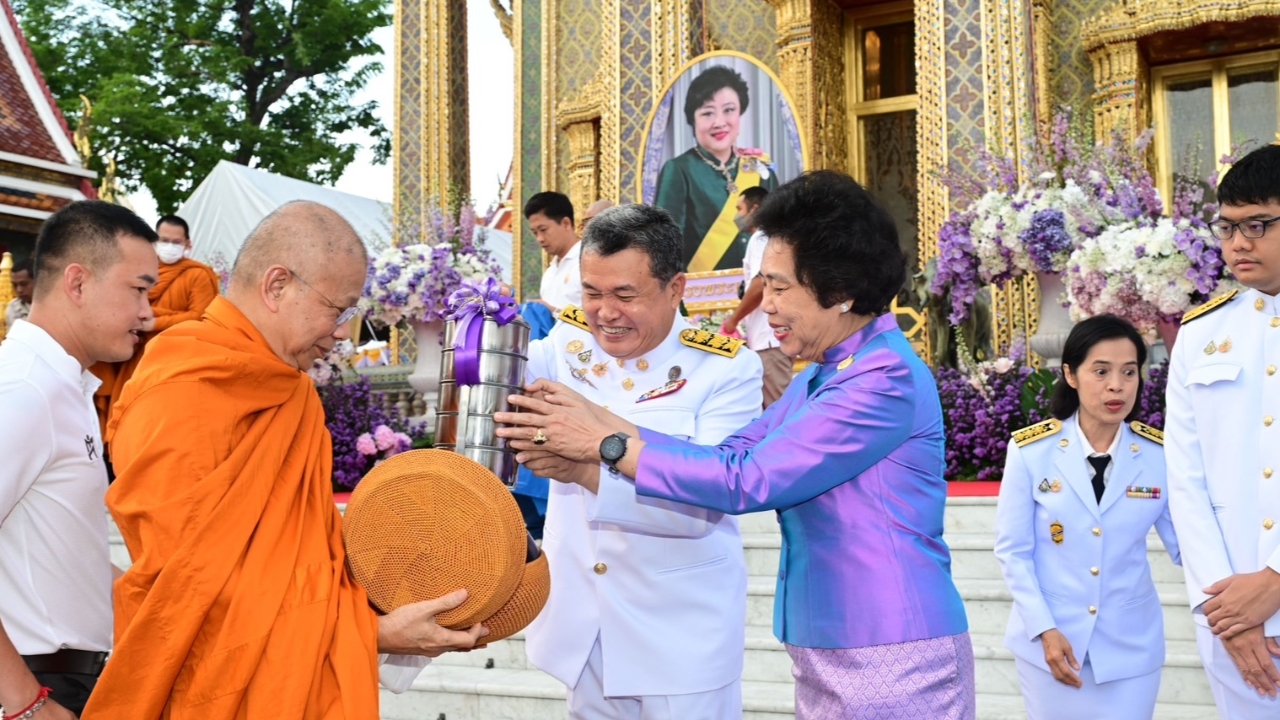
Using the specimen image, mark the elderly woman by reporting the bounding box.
[496,171,974,718]
[654,64,778,272]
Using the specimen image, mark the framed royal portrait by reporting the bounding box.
[639,51,807,277]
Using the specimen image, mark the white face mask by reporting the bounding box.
[156,243,186,265]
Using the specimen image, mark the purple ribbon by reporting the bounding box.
[447,278,517,386]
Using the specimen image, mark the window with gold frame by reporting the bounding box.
[844,2,922,346]
[1151,51,1280,208]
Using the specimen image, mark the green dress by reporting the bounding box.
[654,148,778,271]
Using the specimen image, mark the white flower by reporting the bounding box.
[992,358,1015,374]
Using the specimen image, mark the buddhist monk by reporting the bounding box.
[90,214,220,447]
[83,201,487,720]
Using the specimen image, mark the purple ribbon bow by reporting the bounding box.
[447,277,517,386]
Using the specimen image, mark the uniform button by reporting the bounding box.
[1269,365,1277,376]
[593,562,607,575]
[1273,318,1280,328]
[1088,606,1098,615]
[1266,519,1276,531]
[1266,468,1275,479]
[1267,416,1275,427]
[1090,567,1100,576]
[1092,527,1102,536]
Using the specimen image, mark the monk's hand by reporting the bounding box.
[1038,629,1082,689]
[1221,625,1280,696]
[517,449,601,493]
[1204,569,1280,639]
[377,589,489,658]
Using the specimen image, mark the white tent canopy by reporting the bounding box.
[177,160,512,282]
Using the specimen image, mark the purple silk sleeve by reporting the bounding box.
[635,348,917,514]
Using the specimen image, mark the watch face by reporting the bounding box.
[601,435,626,462]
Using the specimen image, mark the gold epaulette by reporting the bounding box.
[1181,289,1238,325]
[1130,420,1164,445]
[558,304,590,331]
[679,328,743,358]
[1012,418,1062,447]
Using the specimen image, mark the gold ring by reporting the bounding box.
[532,429,548,445]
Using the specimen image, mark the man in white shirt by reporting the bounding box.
[721,187,792,407]
[0,201,159,718]
[527,191,583,316]
[4,258,32,330]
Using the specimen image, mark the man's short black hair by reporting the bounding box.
[1218,144,1280,207]
[12,257,33,276]
[739,186,768,208]
[753,171,905,315]
[33,200,158,290]
[684,66,750,127]
[157,214,191,239]
[523,191,575,226]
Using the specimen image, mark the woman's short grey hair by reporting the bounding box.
[580,204,683,285]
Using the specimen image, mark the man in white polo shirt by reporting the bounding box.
[0,201,158,718]
[527,191,583,317]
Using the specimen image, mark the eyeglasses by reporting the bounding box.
[1208,215,1280,241]
[289,270,361,327]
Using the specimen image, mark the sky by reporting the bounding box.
[127,0,514,224]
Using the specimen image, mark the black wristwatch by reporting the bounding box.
[599,432,631,474]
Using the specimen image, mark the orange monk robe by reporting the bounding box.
[83,296,381,720]
[91,258,221,438]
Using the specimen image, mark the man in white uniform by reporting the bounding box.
[526,191,583,316]
[721,187,792,407]
[517,204,763,719]
[0,201,158,718]
[4,259,33,330]
[1166,144,1280,717]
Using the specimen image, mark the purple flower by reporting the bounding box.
[373,424,397,451]
[1021,208,1072,273]
[356,433,377,456]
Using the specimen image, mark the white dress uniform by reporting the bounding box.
[523,306,763,719]
[995,414,1180,720]
[1166,287,1280,718]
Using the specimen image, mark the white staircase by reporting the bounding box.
[108,497,1219,719]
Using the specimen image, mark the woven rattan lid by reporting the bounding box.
[343,449,528,628]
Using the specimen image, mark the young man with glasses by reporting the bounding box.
[1167,144,1280,718]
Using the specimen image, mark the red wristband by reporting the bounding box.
[3,687,51,720]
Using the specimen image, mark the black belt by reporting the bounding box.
[23,649,107,676]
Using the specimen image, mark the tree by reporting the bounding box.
[13,0,391,213]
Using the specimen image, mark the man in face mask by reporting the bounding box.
[90,214,221,449]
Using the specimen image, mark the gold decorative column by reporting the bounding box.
[652,0,695,93]
[420,0,470,201]
[767,0,846,169]
[0,252,12,342]
[557,74,606,223]
[1030,0,1055,139]
[1088,40,1146,143]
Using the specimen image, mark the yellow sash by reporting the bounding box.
[688,167,762,272]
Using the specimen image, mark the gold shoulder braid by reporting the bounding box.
[558,305,590,332]
[1130,421,1164,445]
[679,328,743,358]
[1012,418,1063,447]
[1181,289,1238,325]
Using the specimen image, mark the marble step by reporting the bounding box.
[379,664,796,720]
[741,531,1183,585]
[957,578,1197,643]
[968,632,1212,707]
[976,691,1219,720]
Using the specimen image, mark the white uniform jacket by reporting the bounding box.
[995,415,1180,683]
[523,307,764,697]
[1166,288,1280,633]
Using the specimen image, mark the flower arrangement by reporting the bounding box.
[319,375,424,488]
[363,202,503,327]
[931,107,1164,325]
[308,339,356,385]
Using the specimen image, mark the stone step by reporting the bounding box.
[741,531,1184,585]
[968,632,1212,706]
[379,664,796,720]
[957,578,1197,643]
[976,691,1218,720]
[434,625,793,684]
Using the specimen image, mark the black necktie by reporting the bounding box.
[1088,455,1111,504]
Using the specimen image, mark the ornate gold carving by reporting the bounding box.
[914,0,949,364]
[1031,0,1055,141]
[0,252,12,342]
[556,68,608,218]
[600,0,622,204]
[512,0,524,299]
[767,0,845,170]
[419,0,470,200]
[490,0,513,42]
[542,0,557,192]
[652,0,695,94]
[1080,0,1280,143]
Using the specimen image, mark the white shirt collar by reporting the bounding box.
[6,320,102,397]
[551,240,581,269]
[1073,412,1121,458]
[1247,287,1279,316]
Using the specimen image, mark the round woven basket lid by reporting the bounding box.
[343,449,527,629]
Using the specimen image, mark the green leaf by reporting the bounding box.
[1020,368,1057,420]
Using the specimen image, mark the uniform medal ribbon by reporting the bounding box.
[447,277,517,386]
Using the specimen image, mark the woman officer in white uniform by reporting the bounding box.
[995,314,1180,720]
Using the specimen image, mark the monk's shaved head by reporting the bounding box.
[231,201,367,290]
[583,199,615,227]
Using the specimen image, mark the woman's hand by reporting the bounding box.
[518,449,601,493]
[1038,629,1082,688]
[494,380,637,463]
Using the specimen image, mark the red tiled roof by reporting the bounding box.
[0,0,76,165]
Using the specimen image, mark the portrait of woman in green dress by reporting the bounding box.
[643,55,804,273]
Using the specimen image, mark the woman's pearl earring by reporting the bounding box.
[840,303,850,313]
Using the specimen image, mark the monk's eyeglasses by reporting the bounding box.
[288,270,361,327]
